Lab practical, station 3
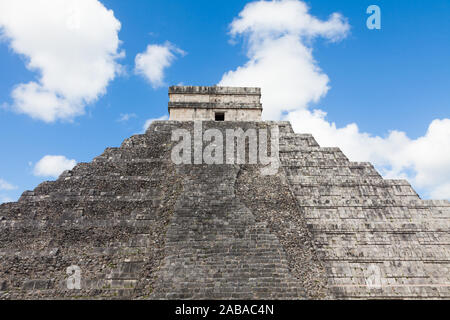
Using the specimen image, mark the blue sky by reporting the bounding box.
[0,0,449,202]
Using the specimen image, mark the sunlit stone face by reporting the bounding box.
[168,86,263,121]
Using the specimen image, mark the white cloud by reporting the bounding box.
[117,113,137,122]
[286,110,450,199]
[33,155,77,178]
[135,42,185,88]
[220,0,450,200]
[219,0,349,120]
[143,115,169,132]
[0,178,16,191]
[228,0,349,42]
[0,0,124,122]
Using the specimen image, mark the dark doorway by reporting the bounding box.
[215,112,225,121]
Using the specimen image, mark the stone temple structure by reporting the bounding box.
[168,86,262,121]
[0,86,449,300]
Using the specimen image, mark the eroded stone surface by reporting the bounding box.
[0,122,183,299]
[0,121,449,299]
[168,86,263,121]
[235,165,328,299]
[278,122,450,299]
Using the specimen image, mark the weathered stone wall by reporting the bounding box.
[168,86,263,121]
[0,123,184,299]
[0,120,449,300]
[278,122,450,299]
[235,165,329,299]
[169,108,262,122]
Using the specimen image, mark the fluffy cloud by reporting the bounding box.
[286,110,450,198]
[0,178,16,191]
[0,0,123,122]
[135,42,185,88]
[117,113,137,122]
[33,155,77,178]
[143,115,169,132]
[219,0,349,120]
[220,0,450,199]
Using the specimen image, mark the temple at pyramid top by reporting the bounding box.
[168,86,262,121]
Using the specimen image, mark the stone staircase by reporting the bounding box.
[151,163,305,299]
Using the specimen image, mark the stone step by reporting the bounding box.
[302,207,443,219]
[313,232,450,246]
[306,219,450,232]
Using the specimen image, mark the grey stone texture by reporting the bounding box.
[278,122,450,299]
[168,86,262,121]
[0,120,449,299]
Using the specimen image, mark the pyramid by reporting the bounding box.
[0,87,449,300]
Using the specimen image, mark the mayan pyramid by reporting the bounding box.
[0,86,449,300]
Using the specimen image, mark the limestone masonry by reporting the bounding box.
[168,86,262,121]
[0,86,449,300]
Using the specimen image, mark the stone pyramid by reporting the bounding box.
[0,88,449,300]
